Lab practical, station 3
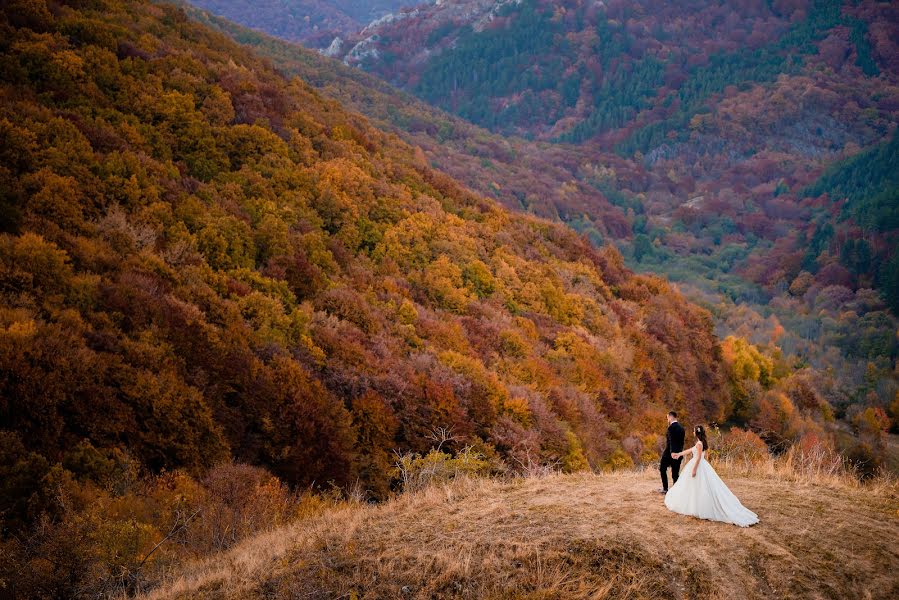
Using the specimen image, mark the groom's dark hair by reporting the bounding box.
[668,411,677,418]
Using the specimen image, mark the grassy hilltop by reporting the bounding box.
[143,461,899,600]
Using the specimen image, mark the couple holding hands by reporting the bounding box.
[658,412,759,527]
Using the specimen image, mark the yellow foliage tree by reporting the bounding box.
[423,255,472,313]
[563,430,590,472]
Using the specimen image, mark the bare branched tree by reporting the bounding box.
[511,446,560,478]
[427,425,458,452]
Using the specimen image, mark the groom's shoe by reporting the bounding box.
[657,488,667,494]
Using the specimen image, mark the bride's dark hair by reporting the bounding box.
[694,425,710,450]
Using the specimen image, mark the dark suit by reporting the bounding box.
[660,421,685,491]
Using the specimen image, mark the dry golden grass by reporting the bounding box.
[139,462,899,600]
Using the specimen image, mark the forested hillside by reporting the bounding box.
[188,0,899,431]
[1,0,735,497]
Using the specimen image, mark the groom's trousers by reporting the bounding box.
[660,454,682,491]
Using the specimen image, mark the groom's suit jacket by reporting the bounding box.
[664,421,685,458]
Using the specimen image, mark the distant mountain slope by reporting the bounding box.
[184,1,899,428]
[140,469,899,599]
[331,0,898,143]
[325,0,427,23]
[189,0,427,47]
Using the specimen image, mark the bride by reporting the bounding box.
[664,425,759,527]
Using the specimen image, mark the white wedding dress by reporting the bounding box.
[664,442,759,527]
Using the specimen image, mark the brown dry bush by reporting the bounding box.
[0,462,342,600]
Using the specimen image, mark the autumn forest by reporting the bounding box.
[0,1,896,598]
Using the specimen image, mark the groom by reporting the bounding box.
[658,411,685,494]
